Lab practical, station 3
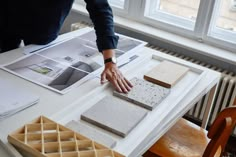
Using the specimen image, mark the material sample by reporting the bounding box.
[114,77,170,110]
[81,96,148,137]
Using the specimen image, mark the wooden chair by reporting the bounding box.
[144,105,236,157]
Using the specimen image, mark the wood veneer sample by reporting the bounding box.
[144,60,189,88]
[114,77,170,110]
[81,96,148,137]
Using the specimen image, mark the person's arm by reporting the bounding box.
[84,0,117,52]
[84,0,132,93]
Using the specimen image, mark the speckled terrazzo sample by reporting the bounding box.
[113,77,170,110]
[66,120,117,148]
[81,96,148,137]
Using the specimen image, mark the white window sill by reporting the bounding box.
[72,3,236,66]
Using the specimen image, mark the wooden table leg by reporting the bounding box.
[201,84,217,129]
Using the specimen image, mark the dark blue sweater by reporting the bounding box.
[1,0,118,52]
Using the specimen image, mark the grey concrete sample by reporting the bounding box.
[144,60,189,88]
[113,77,170,110]
[65,120,117,148]
[81,96,148,137]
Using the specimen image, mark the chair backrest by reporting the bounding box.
[203,105,236,157]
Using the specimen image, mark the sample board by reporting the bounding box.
[81,96,148,137]
[114,77,170,110]
[144,60,189,88]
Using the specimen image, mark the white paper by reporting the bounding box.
[1,29,146,94]
[0,78,39,120]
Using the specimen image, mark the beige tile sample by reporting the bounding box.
[144,60,189,88]
[81,96,148,137]
[66,120,117,148]
[114,77,170,110]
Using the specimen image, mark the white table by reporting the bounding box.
[0,31,221,157]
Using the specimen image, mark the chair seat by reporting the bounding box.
[147,105,236,157]
[149,118,212,157]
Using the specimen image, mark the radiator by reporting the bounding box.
[70,22,236,135]
[147,44,236,136]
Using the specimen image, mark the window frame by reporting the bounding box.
[75,0,130,16]
[205,0,236,49]
[143,0,196,30]
[74,0,236,52]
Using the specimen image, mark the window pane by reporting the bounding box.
[208,0,236,45]
[215,0,236,32]
[145,0,201,30]
[108,0,125,9]
[159,0,200,21]
[75,0,126,9]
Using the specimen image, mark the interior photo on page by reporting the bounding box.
[3,54,92,94]
[37,37,103,74]
[79,30,145,58]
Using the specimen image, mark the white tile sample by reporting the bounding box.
[113,77,170,110]
[66,120,117,148]
[81,96,148,137]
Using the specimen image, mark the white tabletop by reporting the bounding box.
[0,30,221,157]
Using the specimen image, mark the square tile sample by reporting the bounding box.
[113,77,170,110]
[144,60,189,88]
[81,96,148,137]
[66,120,117,148]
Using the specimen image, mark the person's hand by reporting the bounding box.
[101,62,132,93]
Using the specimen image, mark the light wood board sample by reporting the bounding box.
[144,60,189,88]
[8,116,124,157]
[66,120,117,148]
[113,77,170,110]
[81,96,148,137]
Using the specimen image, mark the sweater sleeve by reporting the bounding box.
[84,0,119,52]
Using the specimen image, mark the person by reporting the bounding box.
[0,0,132,93]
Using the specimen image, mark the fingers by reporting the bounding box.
[124,77,133,88]
[110,78,122,93]
[101,64,133,93]
[111,73,132,93]
[100,72,107,84]
[117,78,128,93]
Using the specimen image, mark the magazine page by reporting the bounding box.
[2,29,147,94]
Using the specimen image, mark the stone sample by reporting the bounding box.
[66,120,117,148]
[81,96,148,137]
[113,77,170,110]
[144,60,189,88]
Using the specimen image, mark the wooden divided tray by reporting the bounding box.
[7,116,124,157]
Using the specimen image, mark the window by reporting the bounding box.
[74,0,236,52]
[144,0,200,30]
[75,0,127,10]
[108,0,126,9]
[208,0,236,45]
